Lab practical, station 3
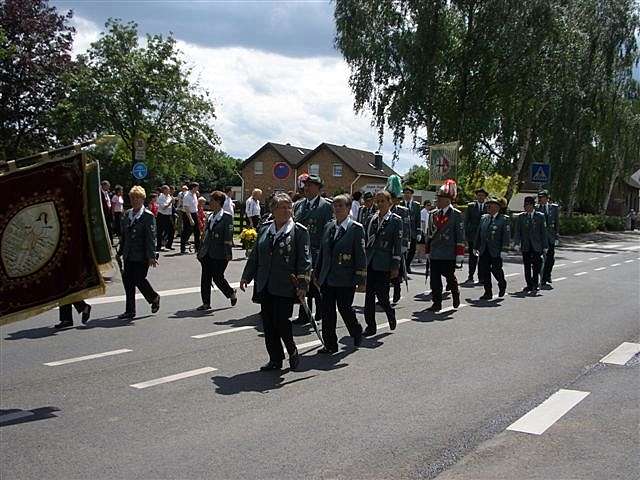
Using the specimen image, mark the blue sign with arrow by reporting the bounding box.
[530,163,551,184]
[132,162,148,180]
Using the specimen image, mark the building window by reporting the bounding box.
[309,164,320,176]
[333,163,343,177]
[254,161,263,175]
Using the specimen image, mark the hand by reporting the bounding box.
[149,258,158,268]
[455,255,464,264]
[356,284,366,293]
[239,279,248,291]
[390,268,399,279]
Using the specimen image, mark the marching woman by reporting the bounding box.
[196,191,237,310]
[117,186,160,319]
[314,194,366,353]
[240,193,311,371]
[363,190,403,336]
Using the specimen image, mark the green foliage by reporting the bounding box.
[402,165,430,190]
[559,214,625,235]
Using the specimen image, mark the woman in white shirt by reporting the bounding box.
[111,185,125,238]
[245,188,262,228]
[418,200,432,264]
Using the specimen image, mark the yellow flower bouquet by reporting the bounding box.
[240,227,258,253]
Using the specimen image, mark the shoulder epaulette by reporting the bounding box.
[294,222,308,231]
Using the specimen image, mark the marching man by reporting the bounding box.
[535,190,560,286]
[473,197,509,300]
[513,196,548,293]
[425,180,465,312]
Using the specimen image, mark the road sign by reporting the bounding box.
[134,138,146,162]
[273,162,290,180]
[132,162,148,180]
[530,163,551,184]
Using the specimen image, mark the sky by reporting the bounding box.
[52,0,424,174]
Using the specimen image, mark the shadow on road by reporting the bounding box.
[211,371,315,395]
[466,298,504,308]
[169,306,234,319]
[0,407,60,427]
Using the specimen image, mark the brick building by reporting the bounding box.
[240,141,397,199]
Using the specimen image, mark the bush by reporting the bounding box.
[559,214,626,235]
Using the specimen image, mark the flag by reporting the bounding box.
[0,150,110,324]
[429,141,460,186]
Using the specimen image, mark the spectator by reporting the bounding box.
[197,196,207,237]
[350,191,362,219]
[101,180,113,241]
[157,185,175,251]
[245,188,262,228]
[111,185,124,239]
[149,193,159,217]
[223,187,235,215]
[180,182,200,254]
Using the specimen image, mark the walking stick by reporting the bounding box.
[289,274,324,346]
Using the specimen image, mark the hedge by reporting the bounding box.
[559,214,625,235]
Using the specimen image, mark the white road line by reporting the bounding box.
[44,349,132,366]
[588,257,600,261]
[574,272,588,276]
[600,243,623,249]
[624,259,634,263]
[130,367,217,389]
[600,342,640,365]
[0,411,35,423]
[601,254,612,258]
[507,389,590,435]
[554,277,567,281]
[593,267,606,271]
[622,245,640,251]
[610,263,621,267]
[555,263,566,268]
[191,326,254,339]
[298,339,322,350]
[505,273,520,278]
[87,282,248,306]
[572,260,584,264]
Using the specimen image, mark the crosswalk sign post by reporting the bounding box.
[530,163,551,186]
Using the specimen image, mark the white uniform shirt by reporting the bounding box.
[420,208,430,234]
[182,191,198,214]
[223,195,235,215]
[158,193,173,215]
[245,197,260,217]
[350,201,360,220]
[111,194,124,213]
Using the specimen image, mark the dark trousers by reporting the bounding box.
[298,277,322,321]
[364,267,395,331]
[478,251,506,294]
[406,239,417,270]
[320,284,362,350]
[113,212,122,238]
[59,301,89,323]
[104,211,114,243]
[200,257,234,305]
[249,215,260,229]
[180,212,201,252]
[467,240,478,278]
[392,255,406,300]
[157,214,175,250]
[522,251,542,288]
[541,243,555,282]
[260,292,297,363]
[430,259,458,305]
[123,260,158,314]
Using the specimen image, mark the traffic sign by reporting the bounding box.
[273,162,291,180]
[132,162,148,180]
[134,137,146,161]
[530,163,551,184]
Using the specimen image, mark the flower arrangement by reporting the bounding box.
[239,228,258,253]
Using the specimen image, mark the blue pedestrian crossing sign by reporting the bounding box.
[530,163,551,184]
[132,162,148,180]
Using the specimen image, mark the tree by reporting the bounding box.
[402,164,430,190]
[0,0,74,160]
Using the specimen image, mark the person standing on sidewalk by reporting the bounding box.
[196,191,237,311]
[474,197,509,300]
[315,194,366,352]
[157,185,174,251]
[464,188,488,284]
[425,180,465,312]
[513,196,548,294]
[180,182,200,254]
[117,186,160,319]
[536,190,559,286]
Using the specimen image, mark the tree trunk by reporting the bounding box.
[505,125,533,202]
[601,150,622,215]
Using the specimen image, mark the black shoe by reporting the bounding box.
[151,295,160,313]
[452,291,461,308]
[54,320,73,329]
[427,303,441,312]
[406,267,413,274]
[446,285,452,292]
[522,286,532,293]
[389,317,397,330]
[353,330,363,347]
[117,312,135,320]
[318,346,338,354]
[260,361,282,371]
[479,293,493,300]
[546,278,553,284]
[465,276,474,284]
[292,316,309,325]
[363,326,377,336]
[392,293,401,304]
[81,304,92,324]
[289,351,301,370]
[531,285,539,293]
[230,290,237,307]
[196,304,211,311]
[498,285,506,297]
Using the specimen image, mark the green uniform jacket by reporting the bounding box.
[241,220,312,301]
[294,196,334,264]
[316,219,367,288]
[197,211,234,261]
[400,199,421,240]
[464,201,487,243]
[474,213,510,258]
[357,205,377,231]
[391,204,411,252]
[365,212,403,271]
[118,208,156,262]
[426,207,466,260]
[513,211,548,252]
[535,203,560,246]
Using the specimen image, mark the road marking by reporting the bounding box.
[622,245,640,251]
[572,260,584,264]
[588,257,600,260]
[574,272,588,276]
[44,349,132,366]
[130,367,217,389]
[593,267,606,271]
[624,259,634,263]
[0,411,35,423]
[191,326,254,339]
[554,277,567,281]
[87,282,248,306]
[601,254,612,258]
[505,273,520,278]
[600,342,640,365]
[600,243,623,249]
[610,263,621,267]
[555,263,566,268]
[507,389,590,435]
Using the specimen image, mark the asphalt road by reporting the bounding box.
[1,231,639,480]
